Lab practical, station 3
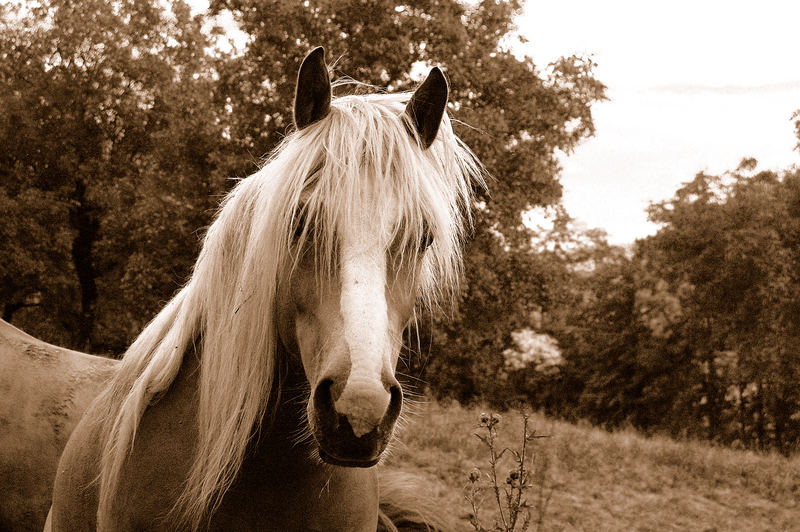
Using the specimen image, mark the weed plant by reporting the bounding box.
[466,412,551,532]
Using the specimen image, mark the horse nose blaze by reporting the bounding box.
[334,377,393,437]
[307,191,408,461]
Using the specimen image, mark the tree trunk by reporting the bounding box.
[2,302,22,323]
[70,179,99,351]
[737,381,748,448]
[704,352,721,441]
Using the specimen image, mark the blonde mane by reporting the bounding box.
[94,90,484,530]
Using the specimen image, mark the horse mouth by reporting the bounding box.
[313,421,389,468]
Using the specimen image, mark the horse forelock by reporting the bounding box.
[275,91,484,306]
[95,89,484,530]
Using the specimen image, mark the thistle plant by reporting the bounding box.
[466,412,551,532]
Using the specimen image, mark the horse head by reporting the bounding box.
[277,47,451,467]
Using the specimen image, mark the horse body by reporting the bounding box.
[0,320,117,531]
[46,47,482,531]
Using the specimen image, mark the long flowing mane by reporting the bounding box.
[93,89,484,530]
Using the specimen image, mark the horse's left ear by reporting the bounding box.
[404,67,449,149]
[294,46,331,130]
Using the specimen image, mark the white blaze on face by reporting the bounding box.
[335,207,393,437]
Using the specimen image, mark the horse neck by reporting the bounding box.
[110,341,378,529]
[247,343,314,461]
[207,343,381,531]
[131,339,312,470]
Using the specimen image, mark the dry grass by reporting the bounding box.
[382,400,800,531]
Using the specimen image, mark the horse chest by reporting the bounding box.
[211,459,380,531]
[121,462,379,531]
[117,358,380,531]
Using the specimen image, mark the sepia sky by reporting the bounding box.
[516,0,800,243]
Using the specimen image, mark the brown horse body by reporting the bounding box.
[0,320,116,531]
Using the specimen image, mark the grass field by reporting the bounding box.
[381,400,800,531]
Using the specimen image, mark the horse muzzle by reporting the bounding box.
[310,377,402,467]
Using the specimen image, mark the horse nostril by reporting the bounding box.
[314,379,333,407]
[313,378,337,427]
[385,383,402,426]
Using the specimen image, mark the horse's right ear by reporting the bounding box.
[294,46,331,130]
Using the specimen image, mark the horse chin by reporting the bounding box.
[317,448,381,468]
[310,420,391,468]
[312,428,389,468]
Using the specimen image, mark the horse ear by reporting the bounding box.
[404,67,449,149]
[294,46,331,130]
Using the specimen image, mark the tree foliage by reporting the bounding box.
[547,162,800,453]
[0,0,230,349]
[0,0,606,384]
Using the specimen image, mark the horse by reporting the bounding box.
[0,322,450,532]
[46,46,484,531]
[0,318,452,532]
[0,319,116,531]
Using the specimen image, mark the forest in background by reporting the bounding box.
[495,161,800,455]
[1,0,798,454]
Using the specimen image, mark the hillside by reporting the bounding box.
[382,401,800,531]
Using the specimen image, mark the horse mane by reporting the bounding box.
[93,89,484,530]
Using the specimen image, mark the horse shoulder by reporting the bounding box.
[53,352,198,531]
[50,400,104,531]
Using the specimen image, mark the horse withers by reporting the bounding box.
[42,46,484,531]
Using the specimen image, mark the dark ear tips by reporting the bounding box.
[404,67,449,149]
[294,46,331,130]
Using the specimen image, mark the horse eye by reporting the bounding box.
[420,226,434,250]
[292,206,308,242]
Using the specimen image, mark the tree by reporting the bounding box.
[1,0,607,393]
[642,165,800,449]
[0,0,228,351]
[547,161,800,451]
